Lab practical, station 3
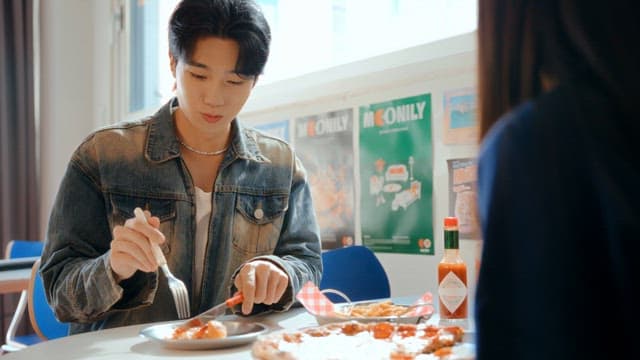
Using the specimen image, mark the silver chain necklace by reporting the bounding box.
[178,138,228,156]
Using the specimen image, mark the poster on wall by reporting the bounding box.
[294,109,355,250]
[254,119,290,142]
[359,94,433,255]
[443,87,478,145]
[447,157,480,240]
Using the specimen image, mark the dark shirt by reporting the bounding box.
[475,78,640,359]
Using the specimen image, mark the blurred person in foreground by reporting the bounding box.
[41,0,321,334]
[475,1,639,359]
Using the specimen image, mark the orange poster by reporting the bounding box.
[294,109,355,250]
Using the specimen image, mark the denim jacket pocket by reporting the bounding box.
[232,193,288,256]
[108,193,176,255]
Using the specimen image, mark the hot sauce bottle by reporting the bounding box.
[438,216,468,321]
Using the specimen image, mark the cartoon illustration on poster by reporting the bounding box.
[443,87,478,145]
[359,94,433,255]
[447,157,480,239]
[294,109,355,250]
[254,119,290,142]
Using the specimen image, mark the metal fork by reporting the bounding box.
[158,261,191,319]
[134,208,191,319]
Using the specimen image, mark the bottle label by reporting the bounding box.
[438,271,467,313]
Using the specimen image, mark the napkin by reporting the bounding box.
[296,281,434,317]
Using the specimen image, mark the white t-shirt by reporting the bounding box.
[193,186,212,299]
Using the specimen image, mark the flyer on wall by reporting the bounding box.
[359,94,433,255]
[447,157,480,240]
[254,119,290,142]
[443,87,478,145]
[294,109,355,250]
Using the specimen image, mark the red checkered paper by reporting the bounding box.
[296,282,434,318]
[296,282,336,316]
[405,292,434,317]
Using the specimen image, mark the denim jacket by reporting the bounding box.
[41,99,322,334]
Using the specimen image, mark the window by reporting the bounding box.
[122,0,476,118]
[127,0,179,115]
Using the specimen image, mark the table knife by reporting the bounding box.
[190,292,244,322]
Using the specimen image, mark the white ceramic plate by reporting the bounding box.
[139,319,268,350]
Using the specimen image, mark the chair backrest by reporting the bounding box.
[5,240,44,259]
[319,245,391,303]
[27,258,70,340]
[2,240,45,351]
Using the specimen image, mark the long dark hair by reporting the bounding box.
[168,0,271,78]
[477,0,640,139]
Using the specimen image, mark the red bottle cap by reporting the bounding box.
[444,217,458,227]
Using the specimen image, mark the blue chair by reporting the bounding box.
[2,240,44,352]
[5,240,43,259]
[319,245,391,303]
[27,258,69,340]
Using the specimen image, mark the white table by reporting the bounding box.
[2,299,473,359]
[0,257,38,294]
[0,269,32,295]
[1,306,318,360]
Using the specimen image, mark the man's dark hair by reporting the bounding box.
[169,0,271,77]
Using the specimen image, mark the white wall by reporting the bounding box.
[39,2,480,314]
[39,0,114,236]
[241,33,480,306]
[92,0,116,130]
[39,0,97,236]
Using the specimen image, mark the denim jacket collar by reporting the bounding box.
[145,98,269,164]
